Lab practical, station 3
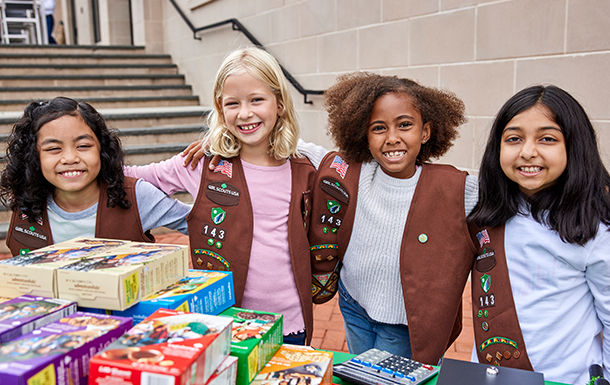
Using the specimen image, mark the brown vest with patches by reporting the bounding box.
[7,177,154,255]
[469,224,534,370]
[310,152,476,365]
[187,156,315,343]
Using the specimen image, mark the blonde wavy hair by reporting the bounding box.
[206,47,300,160]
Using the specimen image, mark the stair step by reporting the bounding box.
[0,44,146,55]
[0,53,173,65]
[0,123,206,152]
[0,74,186,87]
[0,63,178,75]
[0,84,193,100]
[0,95,201,112]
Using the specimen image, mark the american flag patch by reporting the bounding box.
[330,155,349,179]
[214,160,233,178]
[477,229,490,248]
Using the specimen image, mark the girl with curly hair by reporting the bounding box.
[124,47,316,345]
[300,72,477,364]
[0,97,189,256]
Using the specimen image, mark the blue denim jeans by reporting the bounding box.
[338,278,412,358]
[283,330,306,345]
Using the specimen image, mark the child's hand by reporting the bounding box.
[181,141,205,170]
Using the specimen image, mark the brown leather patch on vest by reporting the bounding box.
[206,182,241,206]
[320,178,349,203]
[476,247,497,272]
[12,223,49,249]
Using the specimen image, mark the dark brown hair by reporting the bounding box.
[324,72,466,163]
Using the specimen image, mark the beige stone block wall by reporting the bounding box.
[149,0,610,171]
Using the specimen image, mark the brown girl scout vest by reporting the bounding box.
[187,156,316,343]
[6,177,154,256]
[310,152,476,365]
[469,224,534,370]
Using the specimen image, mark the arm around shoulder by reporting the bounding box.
[134,179,190,235]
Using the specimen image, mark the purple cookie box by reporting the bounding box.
[0,311,132,385]
[0,295,77,345]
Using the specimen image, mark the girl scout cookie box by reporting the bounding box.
[252,345,333,385]
[56,242,188,311]
[0,295,76,345]
[219,307,283,385]
[0,237,130,299]
[0,311,132,385]
[82,270,235,324]
[89,308,233,385]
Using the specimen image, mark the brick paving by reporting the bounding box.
[1,231,473,361]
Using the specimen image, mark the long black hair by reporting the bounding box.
[469,85,610,245]
[0,97,130,222]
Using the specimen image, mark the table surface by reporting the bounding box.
[329,351,567,385]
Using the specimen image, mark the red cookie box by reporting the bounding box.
[89,308,233,385]
[0,311,132,385]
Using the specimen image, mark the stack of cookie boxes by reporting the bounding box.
[0,297,133,385]
[0,237,188,310]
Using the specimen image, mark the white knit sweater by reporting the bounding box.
[298,140,478,324]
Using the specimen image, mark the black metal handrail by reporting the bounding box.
[168,0,324,104]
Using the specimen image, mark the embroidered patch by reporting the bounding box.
[214,160,233,178]
[482,322,489,331]
[418,234,428,243]
[477,229,490,247]
[201,222,226,241]
[479,337,518,352]
[476,248,497,272]
[310,244,338,251]
[479,293,495,309]
[318,214,342,227]
[327,200,341,214]
[481,273,491,293]
[193,249,230,270]
[321,178,350,204]
[12,223,48,249]
[330,155,349,179]
[206,182,240,206]
[211,207,226,225]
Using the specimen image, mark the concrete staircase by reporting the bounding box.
[0,44,210,251]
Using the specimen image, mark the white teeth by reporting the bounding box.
[240,123,258,131]
[62,171,82,177]
[384,151,406,158]
[520,166,542,173]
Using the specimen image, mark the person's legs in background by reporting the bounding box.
[46,14,57,44]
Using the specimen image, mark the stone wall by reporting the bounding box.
[156,0,610,172]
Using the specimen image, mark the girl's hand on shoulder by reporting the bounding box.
[180,139,221,170]
[181,140,205,170]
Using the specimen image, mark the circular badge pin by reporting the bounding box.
[418,234,428,243]
[482,322,489,331]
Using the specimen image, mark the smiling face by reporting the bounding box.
[499,104,567,196]
[366,92,431,179]
[221,70,283,163]
[37,114,101,210]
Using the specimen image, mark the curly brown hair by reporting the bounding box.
[324,72,466,163]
